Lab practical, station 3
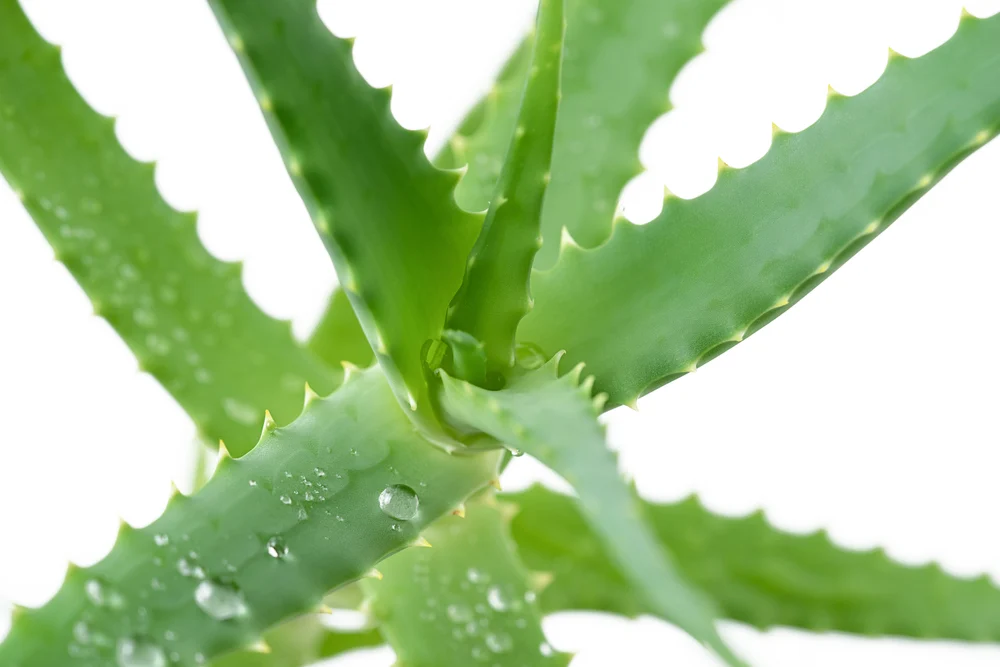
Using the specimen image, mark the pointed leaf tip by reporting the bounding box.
[262,409,277,434]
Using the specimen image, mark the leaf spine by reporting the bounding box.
[262,409,277,434]
[303,381,320,407]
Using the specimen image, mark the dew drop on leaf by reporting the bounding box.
[447,603,472,623]
[194,580,248,620]
[485,632,513,654]
[266,536,288,559]
[116,637,166,667]
[378,484,419,520]
[467,568,489,584]
[486,586,509,612]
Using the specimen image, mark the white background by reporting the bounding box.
[1,0,999,665]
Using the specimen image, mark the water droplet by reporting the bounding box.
[467,568,489,584]
[54,205,69,220]
[133,309,156,327]
[194,368,212,384]
[177,557,204,579]
[314,467,326,477]
[446,604,472,623]
[540,642,554,656]
[116,637,166,667]
[153,534,169,547]
[248,480,257,487]
[84,580,105,605]
[279,495,292,505]
[266,537,288,558]
[194,580,248,620]
[72,621,91,644]
[378,484,419,521]
[524,590,537,603]
[485,632,513,654]
[486,586,509,612]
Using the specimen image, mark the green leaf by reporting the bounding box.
[445,0,565,378]
[308,288,374,369]
[507,485,1000,642]
[520,12,1000,408]
[0,0,339,456]
[209,0,482,432]
[364,496,570,667]
[0,368,501,667]
[436,357,744,666]
[437,0,731,268]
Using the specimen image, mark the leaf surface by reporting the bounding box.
[0,369,500,666]
[521,12,1000,407]
[366,497,569,667]
[438,0,731,268]
[0,0,338,455]
[507,485,1000,641]
[210,0,482,430]
[446,0,565,377]
[436,357,744,666]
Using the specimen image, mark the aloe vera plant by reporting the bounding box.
[1,0,999,665]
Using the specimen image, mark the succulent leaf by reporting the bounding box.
[436,0,731,268]
[0,0,339,456]
[0,368,501,666]
[436,357,745,667]
[520,11,1000,408]
[209,0,483,432]
[445,0,565,377]
[507,484,1000,641]
[364,496,569,667]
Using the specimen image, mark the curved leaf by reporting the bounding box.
[209,0,482,433]
[446,0,565,376]
[0,369,500,666]
[436,358,745,666]
[508,485,1000,641]
[0,0,338,455]
[520,12,1000,408]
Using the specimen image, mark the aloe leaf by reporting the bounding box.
[507,485,1000,642]
[208,0,482,431]
[0,368,501,667]
[0,0,338,456]
[520,12,1000,408]
[444,0,564,379]
[364,496,570,667]
[436,0,731,269]
[436,357,745,666]
[307,288,374,369]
